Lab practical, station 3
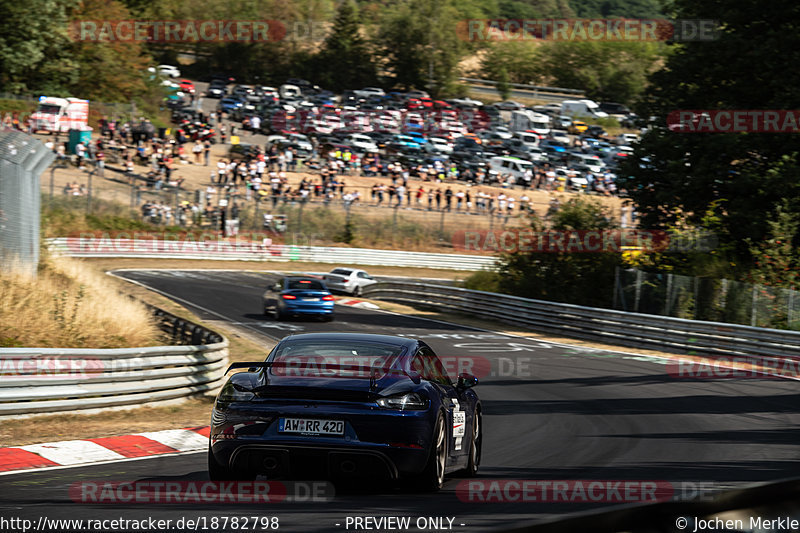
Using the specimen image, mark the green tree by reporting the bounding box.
[377,0,486,97]
[746,201,800,289]
[313,1,377,92]
[481,41,541,84]
[68,0,154,103]
[494,197,623,307]
[618,0,800,271]
[0,0,77,94]
[538,40,664,104]
[496,67,511,100]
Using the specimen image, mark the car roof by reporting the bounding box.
[279,332,419,349]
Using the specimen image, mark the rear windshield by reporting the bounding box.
[287,279,325,290]
[330,269,352,276]
[269,340,406,378]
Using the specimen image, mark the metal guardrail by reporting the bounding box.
[49,237,499,271]
[460,77,585,95]
[0,306,228,416]
[363,281,800,360]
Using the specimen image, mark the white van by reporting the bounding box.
[566,153,606,173]
[510,110,551,136]
[488,156,536,183]
[560,99,609,119]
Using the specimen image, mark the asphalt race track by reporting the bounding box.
[2,269,799,532]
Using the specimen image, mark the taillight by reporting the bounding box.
[322,295,335,301]
[282,294,297,300]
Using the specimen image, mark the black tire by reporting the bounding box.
[464,409,481,477]
[274,307,285,321]
[323,314,334,322]
[353,286,363,297]
[417,413,447,492]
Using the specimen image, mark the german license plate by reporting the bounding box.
[278,418,344,435]
[303,297,320,301]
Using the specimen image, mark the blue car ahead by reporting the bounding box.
[208,333,481,491]
[263,276,335,321]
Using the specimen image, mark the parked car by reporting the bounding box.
[157,64,181,78]
[323,268,377,296]
[207,80,227,98]
[493,101,524,111]
[178,80,195,94]
[567,121,588,134]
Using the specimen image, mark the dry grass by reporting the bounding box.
[0,255,160,348]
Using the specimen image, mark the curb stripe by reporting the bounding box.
[21,440,126,465]
[0,448,59,472]
[0,426,211,474]
[136,429,208,452]
[86,435,178,458]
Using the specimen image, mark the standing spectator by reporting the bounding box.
[95,149,105,177]
[75,141,86,169]
[203,140,211,166]
[192,140,203,163]
[444,187,453,211]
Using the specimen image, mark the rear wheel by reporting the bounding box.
[353,286,363,297]
[464,409,481,477]
[417,413,447,491]
[274,307,285,321]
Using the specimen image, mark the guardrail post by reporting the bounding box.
[751,285,758,326]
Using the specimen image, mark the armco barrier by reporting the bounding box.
[48,237,498,271]
[363,281,800,360]
[0,306,228,416]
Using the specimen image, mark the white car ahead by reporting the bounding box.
[323,268,376,296]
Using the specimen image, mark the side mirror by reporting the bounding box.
[457,373,478,389]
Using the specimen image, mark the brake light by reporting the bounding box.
[282,294,297,300]
[322,295,335,301]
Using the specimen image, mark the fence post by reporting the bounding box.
[612,266,620,309]
[665,273,673,315]
[789,289,795,328]
[634,269,643,312]
[86,169,95,213]
[751,285,758,326]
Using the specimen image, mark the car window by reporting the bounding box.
[286,279,325,290]
[357,272,369,278]
[411,346,452,386]
[331,269,352,276]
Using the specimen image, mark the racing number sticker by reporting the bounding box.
[452,400,466,451]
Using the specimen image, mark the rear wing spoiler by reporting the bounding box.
[225,361,420,390]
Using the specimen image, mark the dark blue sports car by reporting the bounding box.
[208,333,481,490]
[262,276,335,321]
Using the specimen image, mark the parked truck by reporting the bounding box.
[30,96,89,133]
